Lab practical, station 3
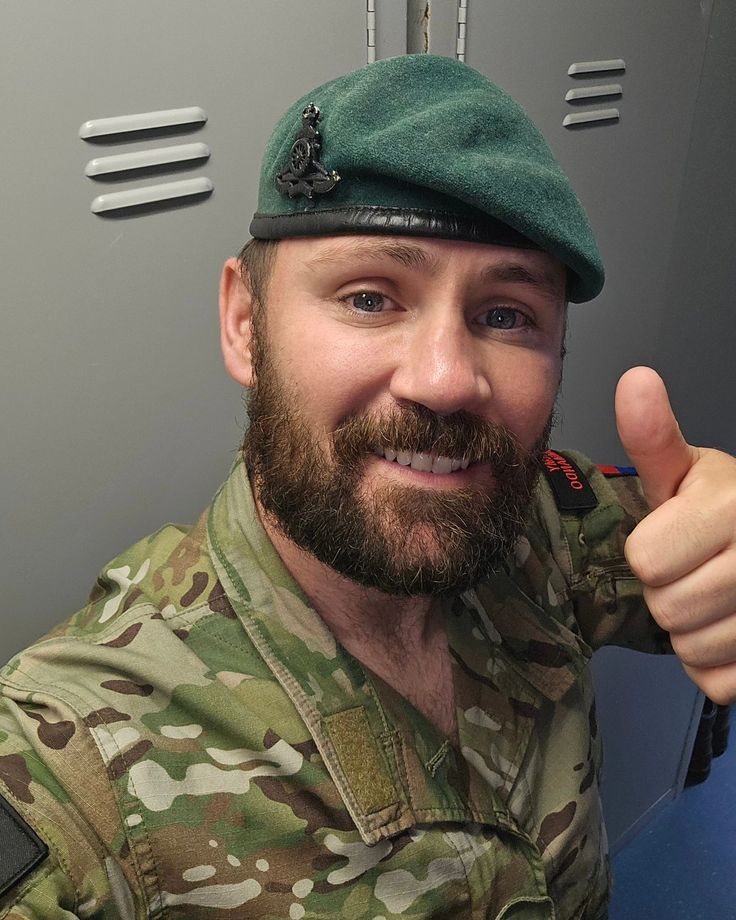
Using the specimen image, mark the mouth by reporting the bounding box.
[371,446,472,475]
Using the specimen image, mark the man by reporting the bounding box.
[1,54,735,919]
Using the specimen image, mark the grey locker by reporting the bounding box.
[463,0,713,455]
[0,1,387,658]
[460,0,717,851]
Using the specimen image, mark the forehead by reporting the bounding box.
[274,235,567,299]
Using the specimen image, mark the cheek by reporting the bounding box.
[271,320,386,427]
[489,352,561,446]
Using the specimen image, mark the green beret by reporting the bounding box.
[249,54,604,303]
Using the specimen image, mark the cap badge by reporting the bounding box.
[275,104,341,199]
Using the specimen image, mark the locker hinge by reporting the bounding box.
[367,0,376,63]
[456,0,468,62]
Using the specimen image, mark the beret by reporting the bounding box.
[249,54,604,303]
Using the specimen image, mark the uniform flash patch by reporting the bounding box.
[0,791,48,899]
[542,450,599,514]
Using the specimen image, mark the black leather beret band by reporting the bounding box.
[249,206,542,250]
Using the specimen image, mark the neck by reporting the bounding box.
[256,500,458,742]
[258,500,437,654]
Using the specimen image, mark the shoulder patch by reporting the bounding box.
[542,450,598,514]
[0,791,49,898]
[596,464,637,477]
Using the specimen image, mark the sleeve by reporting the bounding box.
[0,695,139,919]
[0,846,79,920]
[535,449,673,654]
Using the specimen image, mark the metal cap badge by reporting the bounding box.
[275,104,341,200]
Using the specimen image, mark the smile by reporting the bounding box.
[371,447,470,474]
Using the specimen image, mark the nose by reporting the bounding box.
[389,312,491,416]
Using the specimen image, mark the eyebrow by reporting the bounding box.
[480,262,565,303]
[308,239,434,272]
[308,239,565,303]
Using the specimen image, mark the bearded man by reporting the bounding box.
[2,54,736,920]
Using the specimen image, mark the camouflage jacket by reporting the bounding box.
[0,452,668,920]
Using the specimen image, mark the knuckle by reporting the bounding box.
[709,685,736,706]
[688,667,736,705]
[670,633,704,667]
[643,587,682,633]
[625,533,665,585]
[674,625,736,673]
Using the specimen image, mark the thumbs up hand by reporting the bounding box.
[616,366,736,704]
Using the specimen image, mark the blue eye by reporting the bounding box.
[348,291,385,313]
[482,307,526,329]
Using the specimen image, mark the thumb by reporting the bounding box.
[615,366,698,509]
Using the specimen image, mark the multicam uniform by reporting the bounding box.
[0,452,668,920]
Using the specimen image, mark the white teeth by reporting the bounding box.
[431,455,454,475]
[410,452,434,472]
[375,447,469,474]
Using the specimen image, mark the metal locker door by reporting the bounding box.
[461,0,713,452]
[0,1,394,659]
[460,0,713,849]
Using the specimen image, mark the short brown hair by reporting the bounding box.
[237,238,279,306]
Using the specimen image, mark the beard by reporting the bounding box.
[243,317,554,597]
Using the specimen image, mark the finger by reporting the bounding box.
[682,662,736,706]
[625,491,731,586]
[642,543,736,632]
[670,615,736,670]
[615,366,698,509]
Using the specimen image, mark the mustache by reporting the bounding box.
[332,404,526,469]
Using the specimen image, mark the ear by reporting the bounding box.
[219,257,256,388]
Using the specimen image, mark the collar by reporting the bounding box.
[207,459,590,845]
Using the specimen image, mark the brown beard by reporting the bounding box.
[243,316,554,597]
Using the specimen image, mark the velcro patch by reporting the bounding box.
[542,450,598,514]
[323,707,397,815]
[0,791,48,899]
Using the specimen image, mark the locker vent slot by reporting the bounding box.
[568,59,626,76]
[563,109,620,128]
[91,178,214,214]
[564,60,624,129]
[79,107,207,140]
[565,84,622,102]
[81,107,211,215]
[85,143,210,178]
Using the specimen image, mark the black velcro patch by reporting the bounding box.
[0,791,49,899]
[542,450,598,515]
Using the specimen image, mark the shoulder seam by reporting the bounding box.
[0,678,150,910]
[0,598,221,674]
